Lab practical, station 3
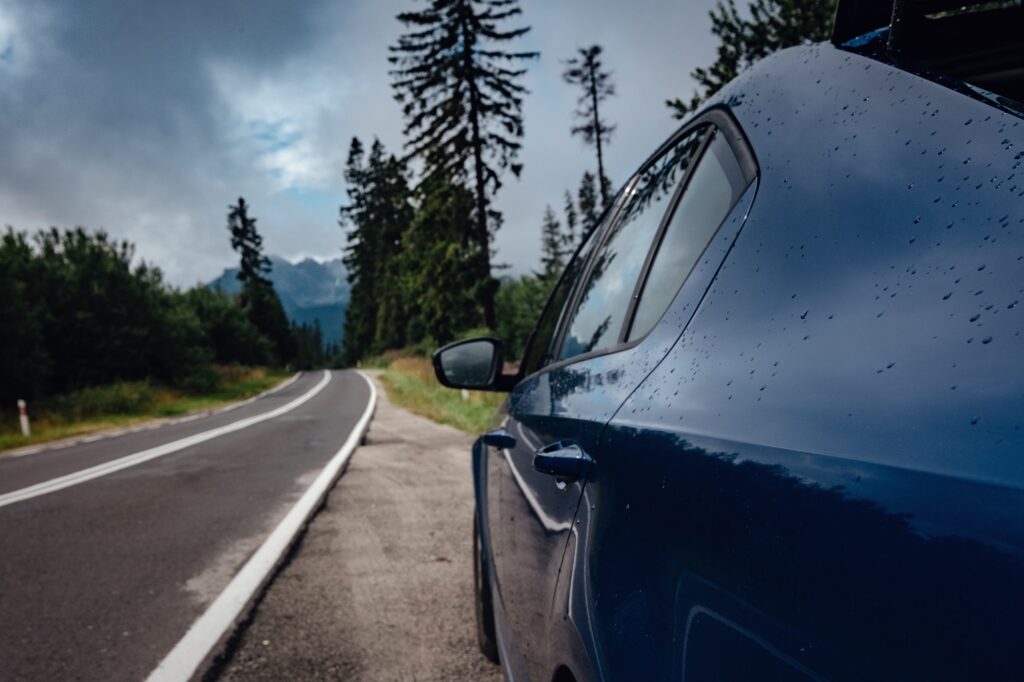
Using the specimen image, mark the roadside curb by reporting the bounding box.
[1,373,301,459]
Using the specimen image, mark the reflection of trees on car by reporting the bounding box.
[620,129,704,222]
[561,245,615,356]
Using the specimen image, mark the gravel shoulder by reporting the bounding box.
[215,372,502,681]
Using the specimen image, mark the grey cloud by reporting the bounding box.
[0,0,718,286]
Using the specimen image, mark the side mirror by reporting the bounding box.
[432,338,505,391]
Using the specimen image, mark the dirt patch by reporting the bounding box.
[215,373,502,681]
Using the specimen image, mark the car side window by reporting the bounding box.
[557,127,707,361]
[627,131,750,340]
[518,224,601,377]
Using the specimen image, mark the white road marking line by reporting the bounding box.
[0,371,332,510]
[146,370,377,682]
[5,372,302,459]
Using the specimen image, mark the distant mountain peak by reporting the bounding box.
[208,255,349,345]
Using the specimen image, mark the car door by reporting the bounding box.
[555,122,767,680]
[489,112,756,680]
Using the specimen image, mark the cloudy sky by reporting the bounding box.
[0,0,719,286]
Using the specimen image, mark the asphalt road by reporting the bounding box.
[0,369,372,682]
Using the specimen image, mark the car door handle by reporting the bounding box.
[533,441,593,482]
[482,428,516,449]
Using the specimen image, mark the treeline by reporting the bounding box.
[341,1,616,365]
[0,201,327,406]
[338,138,608,364]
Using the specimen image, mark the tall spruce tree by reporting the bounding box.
[340,139,374,365]
[562,189,578,252]
[539,205,566,282]
[400,172,479,344]
[389,0,538,330]
[563,45,616,206]
[226,197,292,365]
[578,171,601,237]
[666,0,836,118]
[373,146,415,351]
[228,197,271,287]
[339,138,414,364]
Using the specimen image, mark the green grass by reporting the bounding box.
[0,366,291,453]
[379,356,504,434]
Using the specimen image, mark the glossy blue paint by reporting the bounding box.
[473,42,1024,682]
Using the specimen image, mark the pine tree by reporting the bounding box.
[339,138,414,364]
[578,171,601,237]
[563,45,616,206]
[666,0,836,118]
[389,0,538,329]
[291,321,325,370]
[340,139,375,365]
[539,205,565,282]
[228,197,271,288]
[562,189,578,253]
[372,146,415,351]
[400,172,479,344]
[227,198,292,365]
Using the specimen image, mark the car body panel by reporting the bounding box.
[564,44,1024,681]
[479,41,1024,681]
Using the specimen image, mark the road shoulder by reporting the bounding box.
[215,372,501,681]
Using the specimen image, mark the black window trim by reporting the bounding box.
[515,106,758,385]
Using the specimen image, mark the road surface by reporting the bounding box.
[0,369,372,681]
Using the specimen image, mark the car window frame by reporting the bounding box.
[622,125,754,343]
[513,183,631,381]
[543,107,758,375]
[550,123,713,364]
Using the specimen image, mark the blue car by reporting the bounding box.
[433,1,1024,679]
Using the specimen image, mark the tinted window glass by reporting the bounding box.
[558,129,706,361]
[628,132,748,340]
[519,226,600,376]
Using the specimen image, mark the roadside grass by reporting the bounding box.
[379,356,504,434]
[0,366,292,453]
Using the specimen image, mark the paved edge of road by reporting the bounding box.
[145,369,378,682]
[2,372,302,459]
[0,371,331,510]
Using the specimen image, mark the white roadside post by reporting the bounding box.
[17,399,30,437]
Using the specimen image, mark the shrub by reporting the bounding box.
[47,382,156,421]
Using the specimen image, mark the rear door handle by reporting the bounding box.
[533,441,593,482]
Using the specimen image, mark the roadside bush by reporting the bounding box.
[47,382,157,422]
[0,226,297,405]
[183,287,274,366]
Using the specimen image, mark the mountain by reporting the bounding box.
[208,256,349,346]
